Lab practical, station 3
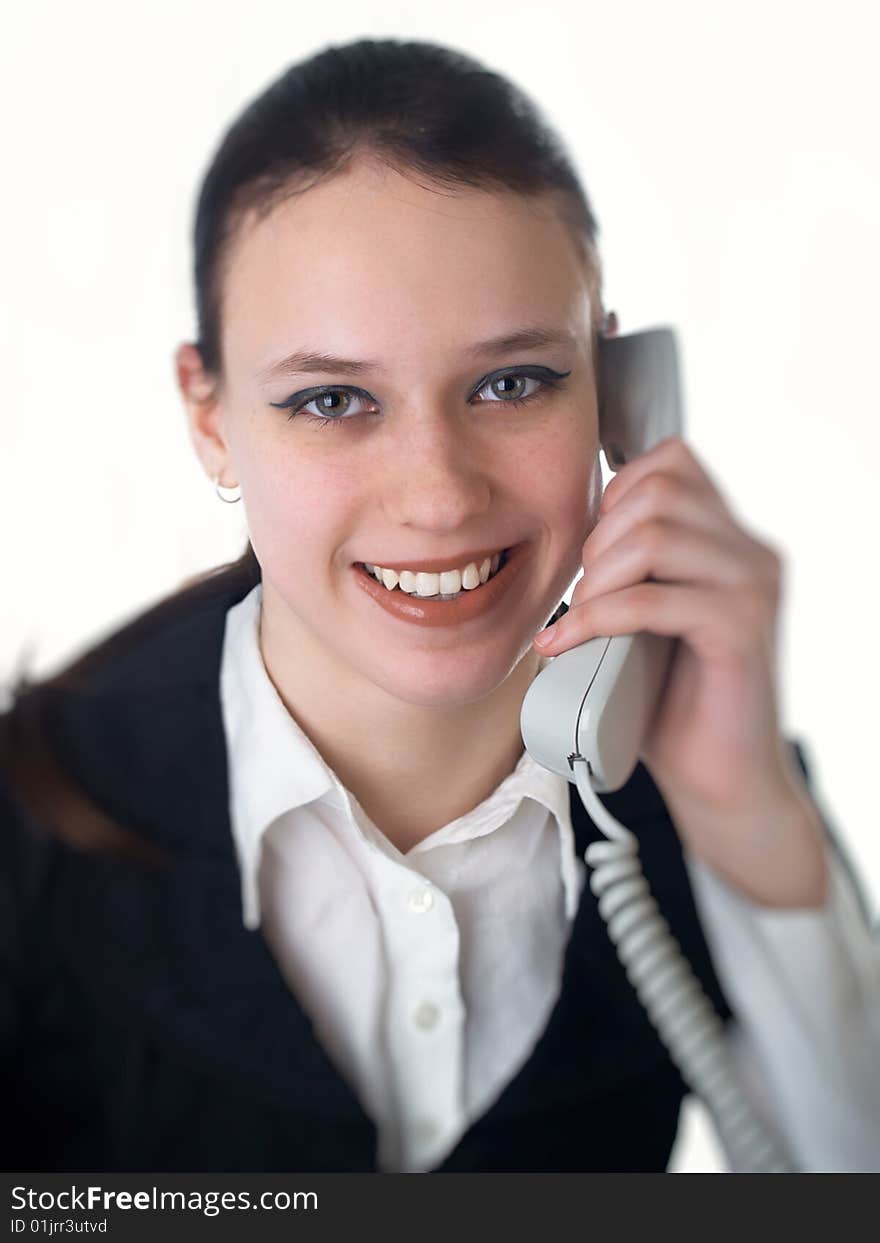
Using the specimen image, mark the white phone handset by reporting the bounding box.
[521,327,797,1172]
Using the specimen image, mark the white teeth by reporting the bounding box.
[380,566,398,590]
[364,551,506,597]
[437,569,459,594]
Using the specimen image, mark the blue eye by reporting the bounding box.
[269,366,572,430]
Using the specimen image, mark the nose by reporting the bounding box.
[374,407,494,532]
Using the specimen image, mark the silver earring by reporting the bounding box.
[213,475,242,504]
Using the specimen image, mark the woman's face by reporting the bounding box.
[181,160,603,706]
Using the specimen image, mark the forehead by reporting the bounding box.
[220,162,592,379]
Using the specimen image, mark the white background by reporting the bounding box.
[2,0,878,1172]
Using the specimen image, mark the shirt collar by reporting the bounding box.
[220,583,581,929]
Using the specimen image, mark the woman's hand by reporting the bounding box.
[533,436,829,908]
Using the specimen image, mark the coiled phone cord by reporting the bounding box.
[572,756,798,1174]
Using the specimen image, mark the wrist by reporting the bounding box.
[668,789,831,909]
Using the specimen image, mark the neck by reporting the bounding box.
[257,582,551,856]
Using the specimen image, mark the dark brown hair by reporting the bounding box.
[0,37,603,857]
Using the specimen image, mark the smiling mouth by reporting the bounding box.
[355,548,512,599]
[350,540,530,628]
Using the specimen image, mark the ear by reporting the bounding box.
[174,343,235,485]
[600,309,619,339]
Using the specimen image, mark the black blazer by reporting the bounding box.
[0,564,856,1172]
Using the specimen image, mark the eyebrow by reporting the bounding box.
[255,326,576,383]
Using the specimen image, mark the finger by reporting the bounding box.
[535,581,771,666]
[571,520,769,610]
[584,470,742,569]
[601,436,734,519]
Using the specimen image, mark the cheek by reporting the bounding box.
[530,435,601,537]
[237,449,341,579]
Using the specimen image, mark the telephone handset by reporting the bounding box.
[521,327,682,793]
[521,327,797,1173]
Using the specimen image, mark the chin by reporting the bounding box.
[363,639,535,708]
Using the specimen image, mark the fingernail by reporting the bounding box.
[534,626,556,647]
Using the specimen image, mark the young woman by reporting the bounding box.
[2,37,878,1174]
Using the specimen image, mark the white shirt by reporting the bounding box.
[220,583,880,1173]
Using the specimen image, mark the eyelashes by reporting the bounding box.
[269,366,573,431]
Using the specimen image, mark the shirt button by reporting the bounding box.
[407,887,434,913]
[413,1001,441,1030]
